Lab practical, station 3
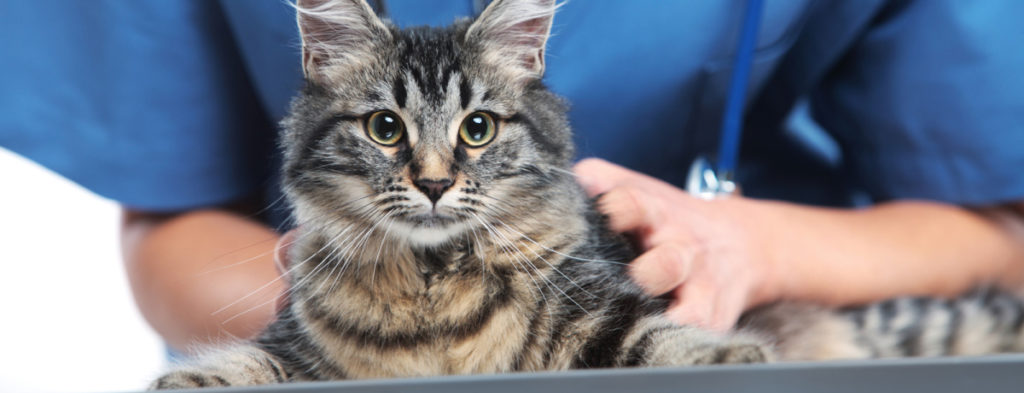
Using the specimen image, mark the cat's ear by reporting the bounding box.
[465,0,557,81]
[295,0,392,81]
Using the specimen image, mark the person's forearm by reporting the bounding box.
[755,200,1024,306]
[121,209,283,353]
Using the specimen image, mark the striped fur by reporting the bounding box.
[151,0,1024,389]
[742,288,1024,361]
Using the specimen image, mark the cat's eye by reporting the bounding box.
[366,110,405,146]
[459,112,497,147]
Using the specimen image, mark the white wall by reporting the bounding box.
[0,148,164,392]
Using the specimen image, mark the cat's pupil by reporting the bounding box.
[376,115,398,139]
[466,115,486,140]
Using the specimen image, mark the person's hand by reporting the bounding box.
[573,158,778,331]
[273,228,299,312]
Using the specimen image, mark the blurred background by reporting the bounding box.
[0,147,164,392]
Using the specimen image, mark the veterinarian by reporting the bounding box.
[2,0,1024,353]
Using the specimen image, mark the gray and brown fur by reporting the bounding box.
[152,0,1024,389]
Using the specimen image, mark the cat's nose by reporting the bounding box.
[413,178,454,204]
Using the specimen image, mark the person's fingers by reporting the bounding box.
[664,282,718,330]
[629,242,695,296]
[574,157,682,197]
[273,229,299,312]
[708,292,743,332]
[274,228,299,276]
[597,186,660,233]
[573,158,625,196]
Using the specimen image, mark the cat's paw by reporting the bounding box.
[693,340,772,365]
[644,333,774,367]
[149,369,233,390]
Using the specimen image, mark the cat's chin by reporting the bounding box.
[394,217,471,247]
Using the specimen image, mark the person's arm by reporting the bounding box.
[759,199,1024,305]
[575,158,1024,331]
[121,203,284,354]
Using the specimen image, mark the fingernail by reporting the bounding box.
[629,263,673,296]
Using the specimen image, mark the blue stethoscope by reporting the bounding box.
[686,0,764,200]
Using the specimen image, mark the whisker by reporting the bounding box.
[472,213,589,315]
[301,226,358,299]
[482,213,600,302]
[318,203,392,296]
[489,217,601,302]
[467,225,488,289]
[220,200,383,324]
[195,236,283,276]
[212,197,381,317]
[364,211,395,288]
[480,194,628,266]
[219,226,356,324]
[472,213,549,306]
[212,222,352,316]
[219,295,276,325]
[545,165,580,179]
[311,210,387,298]
[250,192,290,221]
[198,195,376,276]
[370,213,399,288]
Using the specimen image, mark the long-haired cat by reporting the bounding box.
[152,0,1024,388]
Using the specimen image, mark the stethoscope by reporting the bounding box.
[686,0,764,200]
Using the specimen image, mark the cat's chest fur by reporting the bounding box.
[291,241,542,378]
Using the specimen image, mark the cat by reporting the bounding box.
[151,0,1024,388]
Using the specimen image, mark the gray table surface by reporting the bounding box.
[160,354,1024,393]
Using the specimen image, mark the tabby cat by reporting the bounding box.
[152,0,1024,388]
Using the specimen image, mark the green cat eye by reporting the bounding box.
[366,110,405,146]
[459,112,497,147]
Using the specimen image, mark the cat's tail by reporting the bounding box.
[740,287,1024,361]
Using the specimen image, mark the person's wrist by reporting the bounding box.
[733,197,788,308]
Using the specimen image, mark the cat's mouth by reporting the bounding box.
[404,212,460,227]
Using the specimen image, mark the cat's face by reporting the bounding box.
[282,0,574,246]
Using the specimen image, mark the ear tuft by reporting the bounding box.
[466,0,557,81]
[295,0,391,81]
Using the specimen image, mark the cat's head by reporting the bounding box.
[282,0,579,247]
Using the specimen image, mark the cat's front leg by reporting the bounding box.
[150,345,288,390]
[624,318,773,367]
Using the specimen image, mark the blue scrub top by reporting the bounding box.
[2,0,1024,214]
